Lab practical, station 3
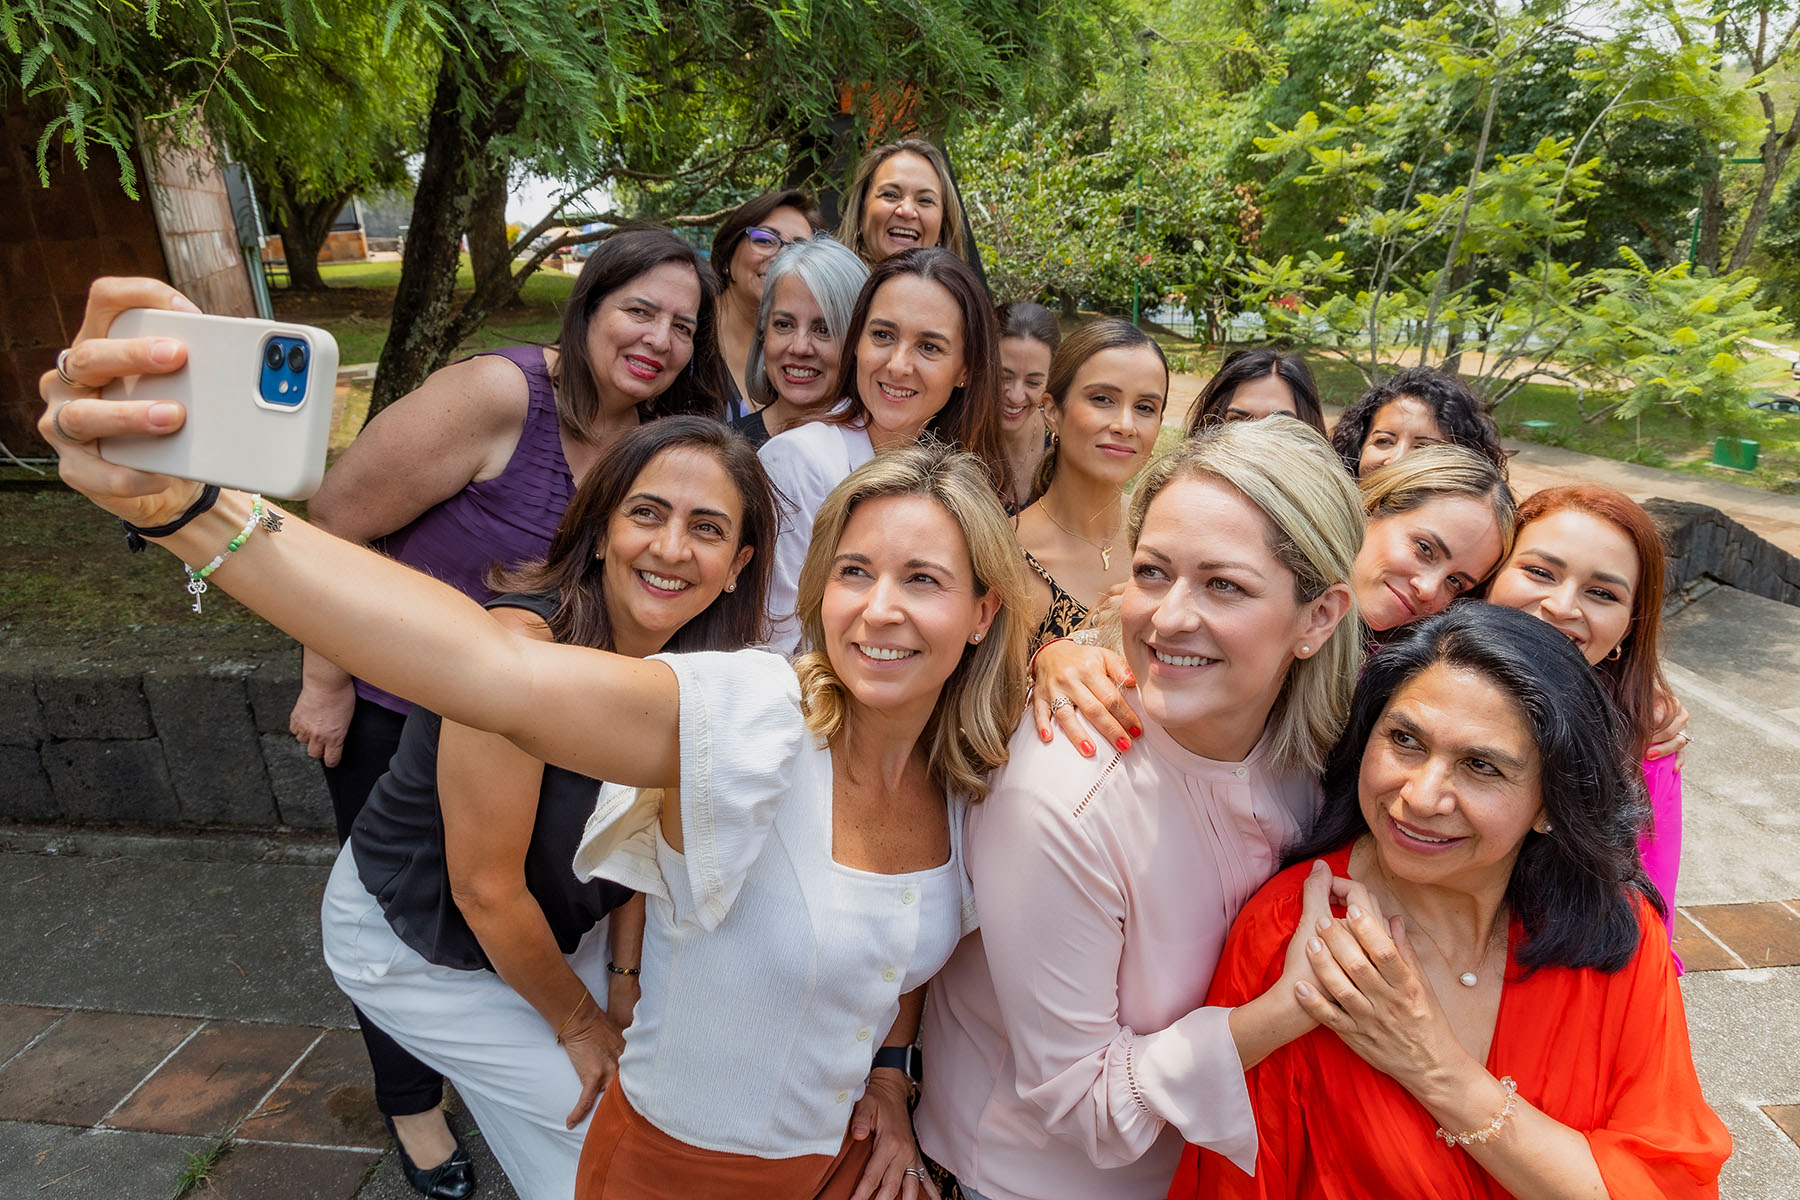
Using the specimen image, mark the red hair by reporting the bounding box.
[1512,485,1670,755]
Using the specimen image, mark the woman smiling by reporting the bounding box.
[758,248,1008,650]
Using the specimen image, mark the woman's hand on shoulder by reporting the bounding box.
[848,1069,938,1200]
[1030,638,1138,758]
[1644,688,1691,767]
[38,277,209,527]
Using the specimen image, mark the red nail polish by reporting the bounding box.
[1080,740,1095,757]
[1115,737,1131,752]
[1039,727,1052,743]
[1128,725,1142,739]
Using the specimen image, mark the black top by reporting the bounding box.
[350,591,634,972]
[731,406,772,448]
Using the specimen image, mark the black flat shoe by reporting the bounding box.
[382,1114,477,1200]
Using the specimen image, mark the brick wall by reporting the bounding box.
[263,229,370,265]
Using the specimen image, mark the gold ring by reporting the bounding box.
[55,348,81,390]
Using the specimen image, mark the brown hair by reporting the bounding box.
[710,189,822,290]
[1187,347,1326,436]
[1510,485,1670,755]
[487,416,777,653]
[1033,318,1168,500]
[837,139,969,264]
[826,248,1010,499]
[554,228,727,437]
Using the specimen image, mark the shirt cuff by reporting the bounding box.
[1129,1006,1259,1175]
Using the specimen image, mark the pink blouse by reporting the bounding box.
[915,693,1321,1200]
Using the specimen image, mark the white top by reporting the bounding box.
[756,419,877,652]
[572,648,976,1158]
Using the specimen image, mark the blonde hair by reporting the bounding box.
[1359,444,1517,568]
[836,139,970,265]
[793,441,1029,801]
[1126,417,1365,776]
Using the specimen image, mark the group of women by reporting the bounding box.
[38,131,1727,1200]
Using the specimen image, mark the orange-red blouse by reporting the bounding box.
[1170,845,1731,1200]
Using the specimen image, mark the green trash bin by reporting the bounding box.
[1711,436,1760,472]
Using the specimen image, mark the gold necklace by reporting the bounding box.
[1396,902,1507,988]
[1037,498,1122,571]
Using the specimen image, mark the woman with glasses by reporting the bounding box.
[711,191,820,419]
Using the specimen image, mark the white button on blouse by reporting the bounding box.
[573,649,976,1158]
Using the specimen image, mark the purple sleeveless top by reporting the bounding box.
[355,346,576,713]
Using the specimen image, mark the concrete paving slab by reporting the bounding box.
[0,849,349,1027]
[105,1019,322,1137]
[200,1139,379,1198]
[1681,965,1800,1199]
[0,1122,215,1199]
[1660,587,1800,908]
[0,1010,197,1125]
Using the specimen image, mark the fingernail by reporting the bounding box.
[171,294,201,313]
[1115,736,1131,752]
[1039,727,1051,743]
[1123,673,1137,686]
[1347,904,1362,920]
[1307,937,1324,954]
[1312,860,1326,873]
[1128,725,1142,738]
[1079,739,1095,757]
[1295,981,1313,998]
[148,339,179,365]
[1316,916,1331,933]
[148,402,182,428]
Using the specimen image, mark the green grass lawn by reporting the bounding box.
[273,256,577,366]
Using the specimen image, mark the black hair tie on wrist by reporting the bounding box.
[120,484,221,552]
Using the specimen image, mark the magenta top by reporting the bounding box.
[356,346,575,713]
[1639,754,1683,970]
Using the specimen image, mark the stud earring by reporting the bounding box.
[1298,644,1311,657]
[970,631,983,644]
[725,580,736,593]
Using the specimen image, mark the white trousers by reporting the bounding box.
[321,845,611,1200]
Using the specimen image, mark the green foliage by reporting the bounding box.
[1234,0,1789,424]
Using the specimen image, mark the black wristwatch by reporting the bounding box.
[871,1044,922,1083]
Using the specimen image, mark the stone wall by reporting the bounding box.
[0,625,330,830]
[1646,497,1800,607]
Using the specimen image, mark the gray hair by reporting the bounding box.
[746,235,870,409]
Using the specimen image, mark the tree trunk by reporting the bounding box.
[270,186,348,293]
[1696,168,1725,271]
[466,152,518,307]
[1727,95,1800,272]
[369,47,523,422]
[368,55,487,421]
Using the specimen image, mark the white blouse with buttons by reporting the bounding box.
[573,648,976,1158]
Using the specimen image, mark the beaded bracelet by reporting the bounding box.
[1435,1076,1518,1147]
[606,961,641,977]
[180,494,282,613]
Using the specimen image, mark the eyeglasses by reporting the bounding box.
[744,226,809,253]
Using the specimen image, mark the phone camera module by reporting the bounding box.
[265,342,285,371]
[287,344,308,373]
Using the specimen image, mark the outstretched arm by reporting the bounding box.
[41,277,681,789]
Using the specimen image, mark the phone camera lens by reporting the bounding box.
[287,344,308,373]
[265,342,285,370]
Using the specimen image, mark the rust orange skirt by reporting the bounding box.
[576,1083,876,1200]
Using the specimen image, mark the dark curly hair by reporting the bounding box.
[1330,365,1506,478]
[1286,602,1660,974]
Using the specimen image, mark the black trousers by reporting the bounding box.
[323,695,445,1118]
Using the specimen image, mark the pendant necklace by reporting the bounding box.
[1403,908,1506,988]
[1038,498,1121,571]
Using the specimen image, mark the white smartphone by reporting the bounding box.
[97,309,340,499]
